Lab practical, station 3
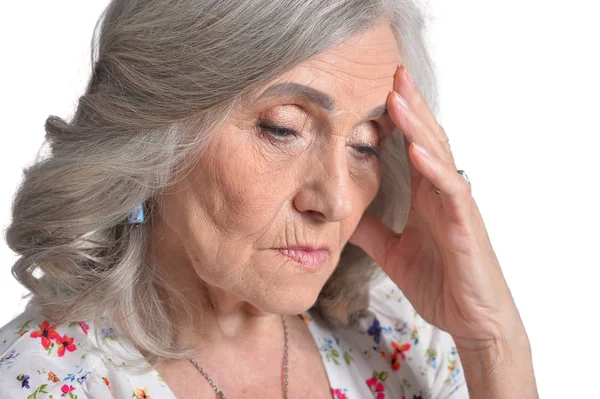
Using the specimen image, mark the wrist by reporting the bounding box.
[453,309,530,354]
[454,327,531,356]
[454,330,538,399]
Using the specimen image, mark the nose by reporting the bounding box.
[292,146,353,222]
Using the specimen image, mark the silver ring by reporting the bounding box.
[434,170,470,195]
[458,170,470,186]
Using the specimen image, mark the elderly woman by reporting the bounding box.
[0,0,538,398]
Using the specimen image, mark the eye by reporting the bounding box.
[353,145,381,160]
[348,122,383,161]
[258,121,298,140]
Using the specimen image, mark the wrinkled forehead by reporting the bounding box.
[301,23,402,83]
[249,23,402,118]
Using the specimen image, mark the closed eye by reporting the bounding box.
[354,145,381,159]
[258,122,298,139]
[258,121,381,160]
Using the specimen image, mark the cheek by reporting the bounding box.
[341,165,382,237]
[351,160,382,205]
[196,131,292,236]
[170,136,294,288]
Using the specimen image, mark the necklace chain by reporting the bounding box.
[187,315,289,399]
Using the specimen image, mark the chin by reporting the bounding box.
[240,249,339,315]
[247,278,328,316]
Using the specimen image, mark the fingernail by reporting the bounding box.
[404,67,416,89]
[392,91,408,109]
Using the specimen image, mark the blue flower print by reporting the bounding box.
[367,317,382,344]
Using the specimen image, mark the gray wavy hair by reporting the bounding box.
[6,0,438,365]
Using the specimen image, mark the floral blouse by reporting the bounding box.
[0,275,468,398]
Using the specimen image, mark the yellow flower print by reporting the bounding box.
[48,371,60,383]
[134,387,150,398]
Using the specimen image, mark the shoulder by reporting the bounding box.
[0,307,177,399]
[0,306,109,398]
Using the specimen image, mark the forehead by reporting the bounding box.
[256,23,402,114]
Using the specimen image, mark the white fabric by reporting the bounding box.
[0,275,468,398]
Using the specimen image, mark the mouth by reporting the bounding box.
[275,247,329,270]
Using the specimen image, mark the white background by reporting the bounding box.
[1,1,598,397]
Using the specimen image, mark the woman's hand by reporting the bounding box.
[349,65,527,351]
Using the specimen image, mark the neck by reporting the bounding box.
[144,213,283,347]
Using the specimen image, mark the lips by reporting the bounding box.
[276,248,328,269]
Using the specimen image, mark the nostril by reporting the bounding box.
[306,209,326,220]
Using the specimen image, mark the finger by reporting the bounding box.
[348,211,399,270]
[409,141,473,221]
[387,90,454,165]
[394,64,449,144]
[404,135,422,182]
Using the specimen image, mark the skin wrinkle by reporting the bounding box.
[149,24,403,371]
[304,60,392,92]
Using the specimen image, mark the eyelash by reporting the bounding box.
[257,122,381,160]
[258,122,298,140]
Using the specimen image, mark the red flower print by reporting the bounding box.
[391,341,412,370]
[103,377,111,389]
[331,388,348,399]
[48,371,60,383]
[56,334,77,357]
[391,341,411,360]
[30,320,61,349]
[77,321,89,335]
[391,351,401,371]
[366,377,385,398]
[366,376,378,388]
[61,384,75,396]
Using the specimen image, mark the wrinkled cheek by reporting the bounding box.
[222,167,295,232]
[215,180,283,235]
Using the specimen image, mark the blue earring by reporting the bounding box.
[127,202,145,224]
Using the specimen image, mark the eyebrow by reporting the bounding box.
[255,82,389,122]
